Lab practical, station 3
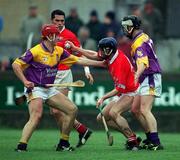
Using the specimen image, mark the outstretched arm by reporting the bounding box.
[66,41,100,60]
[76,57,107,68]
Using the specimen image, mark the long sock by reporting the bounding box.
[74,122,87,134]
[146,132,150,140]
[149,132,160,145]
[128,133,137,142]
[61,133,69,141]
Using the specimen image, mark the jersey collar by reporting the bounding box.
[60,26,65,33]
[132,30,143,41]
[108,51,119,65]
[41,41,54,53]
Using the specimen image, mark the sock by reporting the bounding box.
[146,132,150,140]
[61,133,69,141]
[149,132,160,145]
[128,133,137,142]
[74,122,87,134]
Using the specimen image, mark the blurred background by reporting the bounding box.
[0,0,180,132]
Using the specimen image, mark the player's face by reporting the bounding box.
[98,47,113,59]
[52,15,65,31]
[47,33,58,44]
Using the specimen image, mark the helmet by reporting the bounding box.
[121,15,141,29]
[98,37,117,60]
[121,15,141,39]
[41,24,59,38]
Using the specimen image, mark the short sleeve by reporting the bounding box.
[60,50,79,67]
[134,48,149,68]
[13,50,33,69]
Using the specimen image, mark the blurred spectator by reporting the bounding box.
[0,16,3,32]
[130,5,153,37]
[106,29,116,38]
[0,56,11,71]
[142,0,163,41]
[65,8,84,35]
[86,10,103,43]
[101,11,120,38]
[20,3,44,52]
[116,31,133,64]
[78,26,97,50]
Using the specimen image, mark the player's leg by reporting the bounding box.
[46,92,77,151]
[109,95,140,150]
[131,95,151,147]
[97,100,121,131]
[139,95,163,150]
[131,95,149,132]
[53,70,92,148]
[16,98,43,151]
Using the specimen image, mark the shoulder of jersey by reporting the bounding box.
[63,28,76,36]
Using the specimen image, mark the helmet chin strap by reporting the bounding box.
[46,34,56,42]
[126,27,134,39]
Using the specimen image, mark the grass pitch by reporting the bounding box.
[0,129,180,160]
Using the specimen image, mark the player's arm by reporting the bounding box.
[135,63,146,83]
[66,41,100,60]
[12,51,35,88]
[96,88,119,108]
[12,62,34,89]
[76,57,106,68]
[135,48,149,83]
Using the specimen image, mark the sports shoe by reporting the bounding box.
[56,139,75,152]
[125,137,141,151]
[56,145,75,151]
[15,143,27,152]
[141,139,151,149]
[76,129,93,148]
[148,143,164,151]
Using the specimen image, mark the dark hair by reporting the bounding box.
[51,9,65,20]
[105,11,115,21]
[90,10,98,17]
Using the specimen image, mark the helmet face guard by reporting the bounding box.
[98,37,117,60]
[121,15,141,39]
[98,47,114,59]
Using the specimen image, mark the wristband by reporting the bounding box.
[84,66,90,74]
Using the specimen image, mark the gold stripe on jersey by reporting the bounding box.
[131,33,149,56]
[136,56,149,68]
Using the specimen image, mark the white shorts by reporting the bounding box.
[24,87,60,103]
[113,90,138,102]
[54,69,73,90]
[137,73,162,97]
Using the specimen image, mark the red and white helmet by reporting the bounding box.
[41,24,59,40]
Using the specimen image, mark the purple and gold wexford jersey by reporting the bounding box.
[131,32,161,82]
[13,42,79,85]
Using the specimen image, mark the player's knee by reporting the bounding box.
[51,108,62,117]
[109,109,118,120]
[139,105,149,116]
[68,104,78,116]
[96,114,102,123]
[131,107,140,116]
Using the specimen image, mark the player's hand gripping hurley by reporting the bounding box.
[99,106,113,146]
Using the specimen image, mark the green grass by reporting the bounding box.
[0,129,180,160]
